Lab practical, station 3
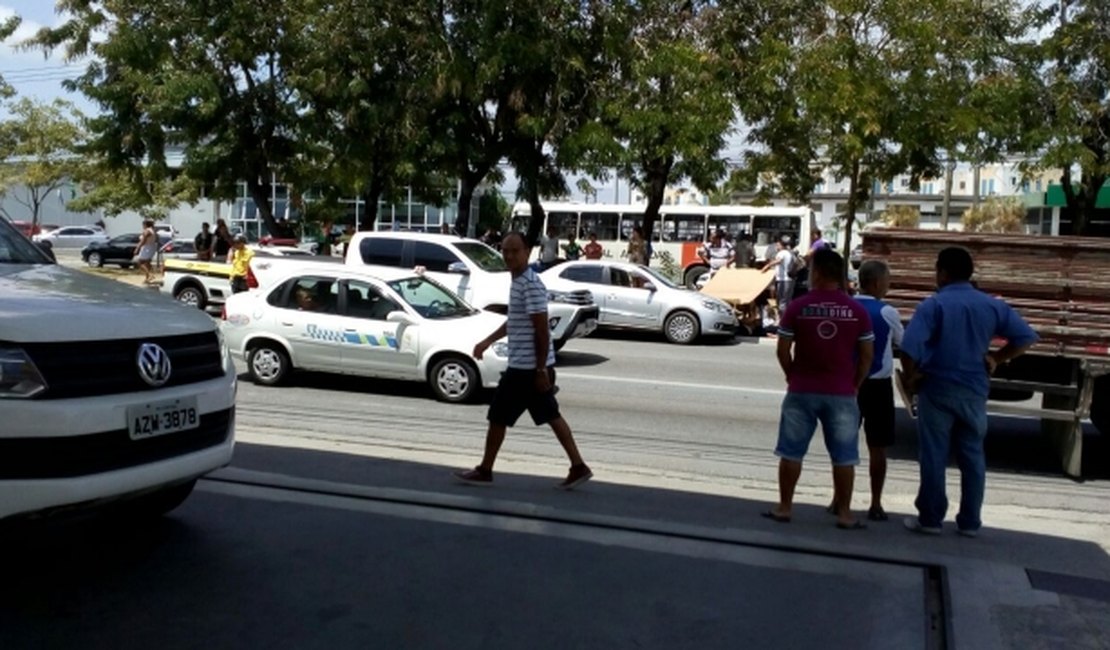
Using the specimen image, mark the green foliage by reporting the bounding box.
[654,250,682,284]
[477,192,510,232]
[0,98,85,226]
[961,197,1025,233]
[67,162,201,220]
[0,13,19,99]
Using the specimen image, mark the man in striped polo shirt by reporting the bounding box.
[455,232,593,489]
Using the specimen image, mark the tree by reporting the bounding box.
[0,98,85,228]
[0,13,19,99]
[1028,0,1110,234]
[566,0,734,251]
[33,0,310,236]
[961,197,1024,232]
[880,205,921,228]
[66,159,202,220]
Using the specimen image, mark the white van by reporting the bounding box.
[345,232,599,349]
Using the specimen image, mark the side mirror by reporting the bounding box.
[386,310,418,326]
[642,281,657,292]
[447,261,470,275]
[36,241,56,262]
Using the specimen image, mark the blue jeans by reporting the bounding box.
[914,384,989,531]
[775,392,861,466]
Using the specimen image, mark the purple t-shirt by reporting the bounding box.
[779,290,874,396]
[810,238,829,253]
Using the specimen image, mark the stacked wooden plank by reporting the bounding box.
[861,229,1110,360]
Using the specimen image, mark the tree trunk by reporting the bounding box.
[359,173,386,232]
[524,179,545,248]
[941,162,954,230]
[641,157,674,268]
[841,159,862,260]
[245,178,281,236]
[454,167,489,237]
[972,164,981,207]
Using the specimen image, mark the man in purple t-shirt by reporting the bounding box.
[762,248,874,529]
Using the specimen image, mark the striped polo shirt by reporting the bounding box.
[508,268,555,369]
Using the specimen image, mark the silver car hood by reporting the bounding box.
[0,264,216,343]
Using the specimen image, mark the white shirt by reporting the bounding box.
[774,249,793,282]
[540,235,559,263]
[507,268,556,369]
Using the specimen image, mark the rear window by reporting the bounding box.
[413,241,460,272]
[560,265,605,284]
[359,237,404,267]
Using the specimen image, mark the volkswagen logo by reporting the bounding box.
[137,343,173,387]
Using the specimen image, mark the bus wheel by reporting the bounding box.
[683,265,709,289]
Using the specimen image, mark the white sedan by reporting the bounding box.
[32,225,109,249]
[541,260,738,344]
[220,267,509,402]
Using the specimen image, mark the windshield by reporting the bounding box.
[638,265,679,289]
[387,275,477,319]
[0,219,54,264]
[454,241,507,273]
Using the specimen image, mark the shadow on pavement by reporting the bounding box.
[1,442,1107,650]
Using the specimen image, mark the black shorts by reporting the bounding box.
[857,377,895,448]
[487,367,560,427]
[230,277,249,294]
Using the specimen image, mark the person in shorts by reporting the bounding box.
[228,234,254,294]
[826,260,903,521]
[133,218,159,284]
[455,232,592,490]
[763,248,874,529]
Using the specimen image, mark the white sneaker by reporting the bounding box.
[903,516,942,535]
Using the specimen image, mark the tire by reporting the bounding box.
[117,480,196,519]
[663,310,700,345]
[120,263,133,269]
[554,339,566,352]
[429,356,479,403]
[248,343,291,386]
[683,265,709,289]
[174,283,208,310]
[87,251,103,267]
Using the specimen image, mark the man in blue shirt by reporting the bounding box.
[901,247,1037,537]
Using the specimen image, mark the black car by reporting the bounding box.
[82,233,171,268]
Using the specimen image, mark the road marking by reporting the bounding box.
[558,372,788,397]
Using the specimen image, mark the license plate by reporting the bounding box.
[127,397,200,440]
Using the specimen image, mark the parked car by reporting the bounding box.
[0,217,236,522]
[162,238,199,260]
[82,233,172,268]
[33,225,109,249]
[221,267,509,402]
[541,260,738,344]
[10,221,59,238]
[161,253,342,310]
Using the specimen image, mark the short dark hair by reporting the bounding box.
[936,247,973,281]
[811,247,844,283]
[502,231,527,248]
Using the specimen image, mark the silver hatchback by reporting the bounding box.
[541,261,737,344]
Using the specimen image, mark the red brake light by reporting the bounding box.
[221,304,227,320]
[246,266,258,289]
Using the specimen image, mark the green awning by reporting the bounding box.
[1043,181,1110,208]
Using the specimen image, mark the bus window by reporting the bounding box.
[710,214,752,241]
[582,211,619,240]
[753,215,801,248]
[619,212,646,240]
[548,211,579,237]
[669,215,706,242]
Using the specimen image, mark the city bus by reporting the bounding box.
[510,201,817,287]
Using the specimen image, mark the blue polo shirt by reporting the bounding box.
[901,282,1038,399]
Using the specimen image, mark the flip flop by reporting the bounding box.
[836,520,867,531]
[868,508,889,522]
[761,510,791,523]
[825,503,837,515]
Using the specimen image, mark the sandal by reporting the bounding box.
[868,507,889,522]
[761,509,791,523]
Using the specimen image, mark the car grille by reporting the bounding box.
[21,332,225,399]
[0,408,233,479]
[554,289,595,306]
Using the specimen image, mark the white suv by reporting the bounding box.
[346,232,598,349]
[0,219,236,522]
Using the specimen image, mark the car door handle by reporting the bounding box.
[280,321,294,327]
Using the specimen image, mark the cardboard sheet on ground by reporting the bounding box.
[700,268,774,305]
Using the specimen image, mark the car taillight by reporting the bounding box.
[247,266,258,289]
[221,305,227,320]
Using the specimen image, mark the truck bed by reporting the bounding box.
[861,229,1110,361]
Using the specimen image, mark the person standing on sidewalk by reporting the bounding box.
[827,260,903,522]
[455,232,592,490]
[194,222,214,261]
[901,247,1037,538]
[763,248,874,530]
[228,234,254,294]
[134,219,159,284]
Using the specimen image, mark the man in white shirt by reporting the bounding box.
[761,238,797,312]
[699,229,735,275]
[538,226,560,270]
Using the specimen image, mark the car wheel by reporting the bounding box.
[684,265,709,289]
[87,251,103,267]
[664,310,700,345]
[115,480,197,519]
[248,343,291,386]
[174,284,208,310]
[429,356,478,403]
[120,263,133,269]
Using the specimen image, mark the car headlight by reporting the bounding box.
[547,290,570,303]
[701,299,733,315]
[491,342,510,358]
[0,346,48,398]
